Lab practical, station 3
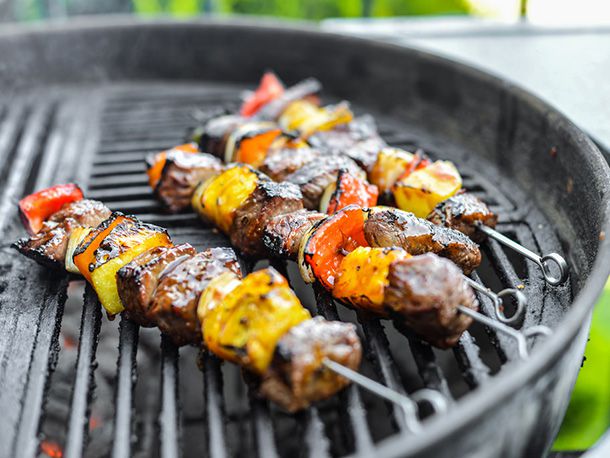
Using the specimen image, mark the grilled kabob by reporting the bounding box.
[13,184,362,412]
[189,167,479,348]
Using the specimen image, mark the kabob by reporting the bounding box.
[190,72,569,286]
[13,184,362,412]
[147,149,545,354]
[147,108,522,325]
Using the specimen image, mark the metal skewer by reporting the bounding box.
[477,224,569,286]
[463,276,527,325]
[457,306,552,359]
[322,358,447,432]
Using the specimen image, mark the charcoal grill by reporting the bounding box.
[0,18,609,458]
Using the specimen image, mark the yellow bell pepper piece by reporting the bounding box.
[333,246,409,312]
[202,268,311,374]
[393,160,462,218]
[89,224,171,315]
[193,165,259,234]
[369,147,416,194]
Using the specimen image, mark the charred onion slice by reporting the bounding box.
[320,170,379,214]
[332,246,408,313]
[146,143,199,189]
[279,100,353,137]
[393,160,462,218]
[298,205,369,289]
[240,71,285,117]
[87,218,171,315]
[224,122,282,166]
[18,183,84,235]
[192,165,260,234]
[202,267,311,374]
[65,227,92,274]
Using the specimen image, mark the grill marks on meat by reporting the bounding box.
[150,247,241,346]
[259,147,321,182]
[427,192,498,243]
[308,115,386,171]
[263,209,326,259]
[230,180,303,257]
[117,243,197,327]
[285,155,365,209]
[153,150,223,212]
[13,199,111,267]
[385,253,478,348]
[258,317,361,412]
[364,207,481,274]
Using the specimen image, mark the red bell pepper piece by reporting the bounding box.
[240,72,285,117]
[19,183,84,234]
[326,171,379,215]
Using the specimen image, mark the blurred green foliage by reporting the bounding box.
[554,279,610,450]
[131,0,469,19]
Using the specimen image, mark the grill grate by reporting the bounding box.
[0,83,571,458]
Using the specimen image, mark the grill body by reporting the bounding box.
[0,18,608,458]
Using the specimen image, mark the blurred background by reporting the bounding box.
[2,0,609,455]
[0,0,608,25]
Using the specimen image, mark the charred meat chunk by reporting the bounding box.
[285,155,365,209]
[364,207,481,274]
[13,199,111,267]
[259,146,321,182]
[427,192,497,243]
[308,115,386,171]
[197,114,245,158]
[230,180,303,257]
[149,248,241,346]
[152,150,223,213]
[117,243,197,327]
[385,253,478,348]
[258,317,361,412]
[263,209,326,260]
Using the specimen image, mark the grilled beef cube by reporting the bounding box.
[231,180,303,257]
[149,248,241,346]
[308,115,386,171]
[285,155,365,209]
[259,147,321,182]
[198,114,245,158]
[364,207,481,274]
[13,199,111,267]
[117,243,197,327]
[152,150,223,213]
[427,192,498,243]
[258,317,361,412]
[384,253,477,348]
[263,209,326,260]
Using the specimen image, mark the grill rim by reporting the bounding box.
[0,17,609,457]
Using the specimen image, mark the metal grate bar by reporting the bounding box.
[311,283,374,455]
[94,152,151,165]
[249,396,279,458]
[89,174,149,188]
[301,408,331,458]
[453,332,491,388]
[160,335,182,458]
[88,185,152,201]
[470,272,516,362]
[112,318,140,458]
[401,329,453,399]
[0,102,54,234]
[97,141,179,155]
[358,317,412,431]
[91,163,146,176]
[202,351,228,458]
[64,286,102,458]
[8,273,68,458]
[107,199,159,213]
